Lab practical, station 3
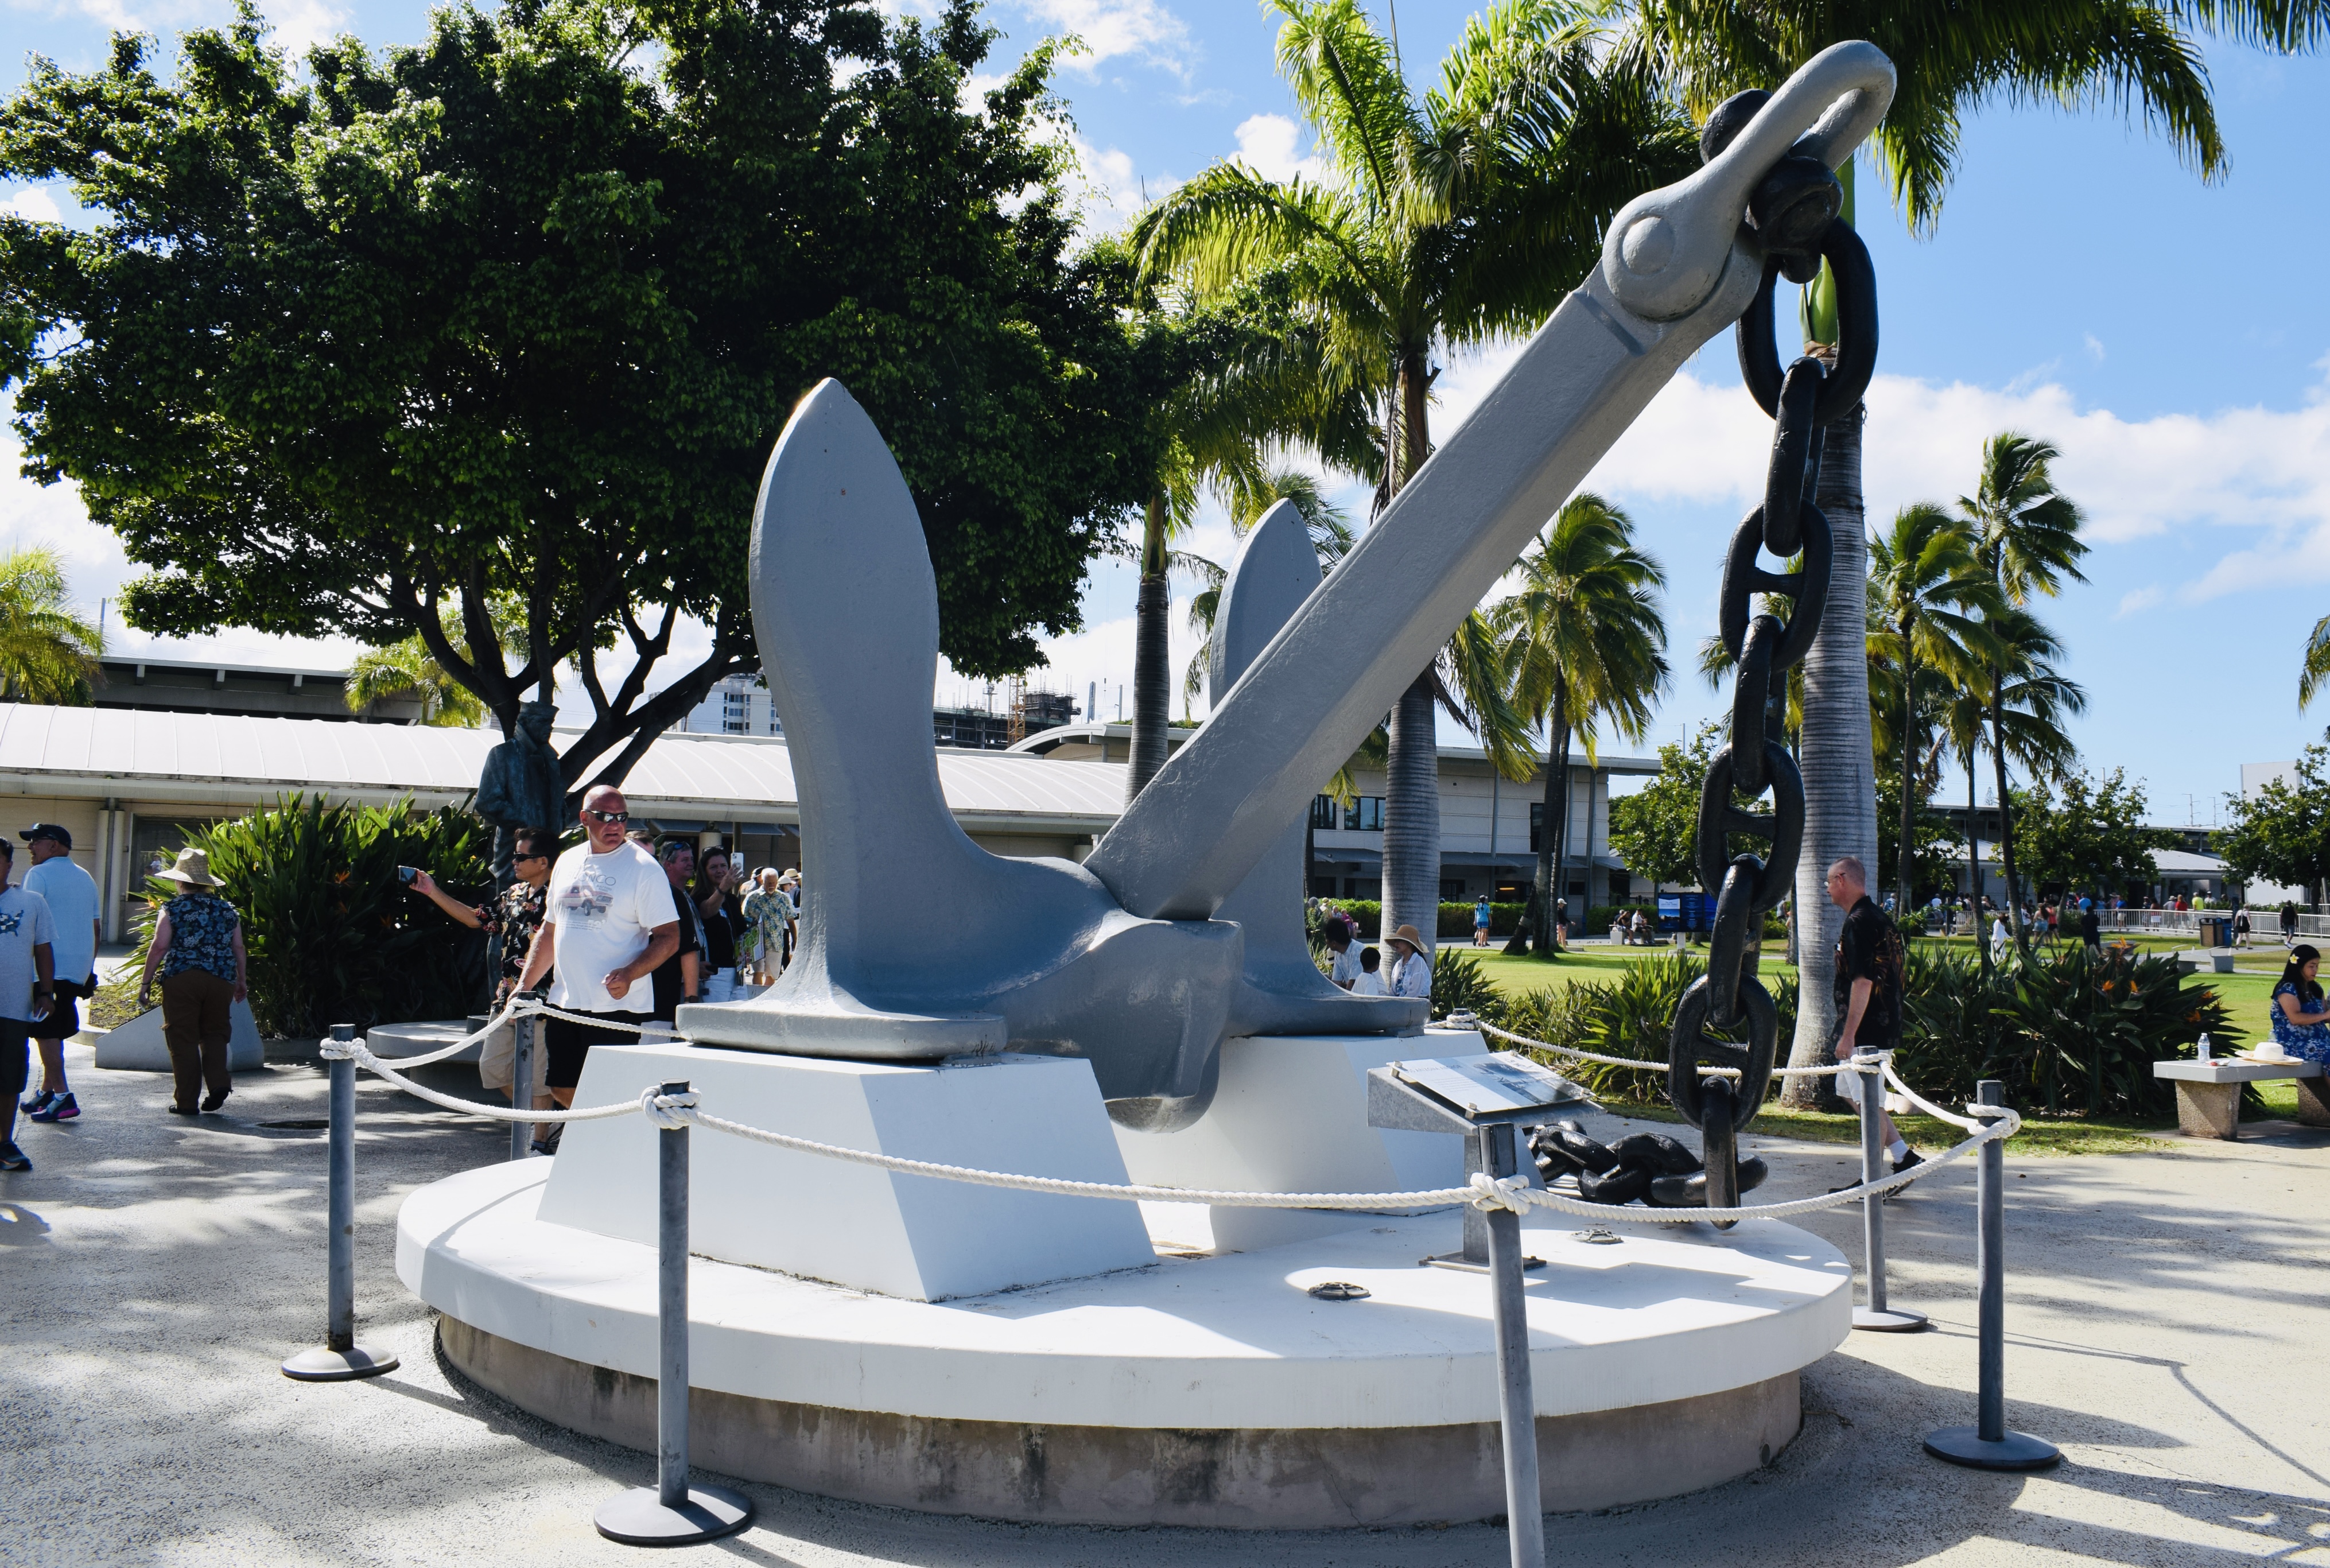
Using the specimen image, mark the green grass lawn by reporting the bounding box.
[1460,942,1797,999]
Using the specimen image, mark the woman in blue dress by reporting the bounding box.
[2269,944,2330,1065]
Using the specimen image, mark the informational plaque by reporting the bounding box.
[1391,1051,1585,1120]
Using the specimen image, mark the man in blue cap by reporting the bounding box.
[18,824,97,1126]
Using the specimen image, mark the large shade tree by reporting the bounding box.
[1628,0,2278,1104]
[1493,494,1671,955]
[1132,0,1694,953]
[0,0,1168,811]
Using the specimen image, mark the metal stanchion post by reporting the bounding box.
[1854,1054,1925,1332]
[1478,1121,1544,1568]
[1924,1080,2059,1470]
[596,1080,755,1545]
[508,1008,535,1163]
[283,1024,400,1381]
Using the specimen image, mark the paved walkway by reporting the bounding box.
[2,1043,2326,1567]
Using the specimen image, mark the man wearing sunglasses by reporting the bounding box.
[518,786,679,1124]
[411,826,557,1146]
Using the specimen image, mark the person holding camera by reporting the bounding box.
[409,828,556,1144]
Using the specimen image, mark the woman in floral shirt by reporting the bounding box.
[2270,944,2330,1066]
[136,848,248,1116]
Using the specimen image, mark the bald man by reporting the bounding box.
[518,786,678,1140]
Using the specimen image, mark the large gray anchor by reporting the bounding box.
[678,41,1896,1131]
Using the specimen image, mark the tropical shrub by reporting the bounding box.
[1431,949,1506,1024]
[1902,942,2240,1117]
[130,794,495,1037]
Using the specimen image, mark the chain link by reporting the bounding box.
[1665,136,1876,1178]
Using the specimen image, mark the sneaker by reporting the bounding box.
[542,1124,563,1156]
[29,1092,77,1123]
[0,1142,29,1172]
[200,1089,230,1112]
[18,1089,53,1116]
[529,1139,553,1158]
[1892,1148,1925,1177]
[166,1103,198,1116]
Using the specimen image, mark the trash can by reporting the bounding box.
[2198,915,2229,948]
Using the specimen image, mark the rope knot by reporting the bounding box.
[320,1037,359,1062]
[640,1087,699,1131]
[1467,1171,1534,1214]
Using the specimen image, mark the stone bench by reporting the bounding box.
[2153,1059,2329,1140]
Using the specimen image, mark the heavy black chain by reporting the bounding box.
[1665,113,1878,1218]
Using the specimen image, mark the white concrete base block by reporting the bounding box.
[1112,1025,1487,1253]
[535,1043,1157,1301]
[92,1003,263,1073]
[365,1019,485,1066]
[399,1158,1849,1526]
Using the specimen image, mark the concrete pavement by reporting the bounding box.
[2,1041,2325,1567]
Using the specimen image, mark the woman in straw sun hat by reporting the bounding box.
[135,848,248,1116]
[1384,923,1433,1001]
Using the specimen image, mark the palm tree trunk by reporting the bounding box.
[1897,651,1917,914]
[1970,750,1990,983]
[1125,494,1171,803]
[1532,682,1567,955]
[1378,350,1439,957]
[1989,677,2026,950]
[1550,701,1575,952]
[1781,401,1874,1110]
[1384,669,1440,958]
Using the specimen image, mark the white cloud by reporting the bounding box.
[4,187,63,224]
[2115,585,2164,619]
[1230,114,1322,185]
[2083,333,2106,363]
[263,0,346,57]
[1016,0,1192,74]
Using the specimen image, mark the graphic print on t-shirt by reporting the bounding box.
[557,864,619,925]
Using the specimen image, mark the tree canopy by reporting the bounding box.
[2218,739,2330,903]
[0,0,1166,797]
[2011,768,2178,900]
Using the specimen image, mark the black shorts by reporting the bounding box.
[543,1008,648,1089]
[30,982,84,1042]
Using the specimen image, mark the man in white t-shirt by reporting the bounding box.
[0,843,58,1173]
[517,785,678,1121]
[19,824,99,1125]
[1320,919,1363,989]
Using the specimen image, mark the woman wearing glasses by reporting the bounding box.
[410,827,557,1147]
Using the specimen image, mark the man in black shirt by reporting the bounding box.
[651,839,704,1022]
[1828,856,1920,1178]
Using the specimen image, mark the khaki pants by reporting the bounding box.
[162,968,235,1108]
[477,1019,550,1098]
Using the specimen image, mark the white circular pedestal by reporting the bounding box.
[399,1161,1851,1528]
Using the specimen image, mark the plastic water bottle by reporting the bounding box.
[2198,1032,2212,1062]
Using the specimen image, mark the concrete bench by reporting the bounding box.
[2153,1059,2329,1139]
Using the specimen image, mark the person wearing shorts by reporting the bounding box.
[517,786,677,1140]
[20,824,98,1125]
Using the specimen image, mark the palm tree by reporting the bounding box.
[1121,285,1378,801]
[1493,495,1670,955]
[1632,0,2277,1105]
[1959,433,2090,946]
[1133,0,1695,948]
[1939,631,2084,977]
[1866,503,1999,915]
[2300,613,2330,709]
[347,637,490,727]
[0,547,102,703]
[348,595,526,727]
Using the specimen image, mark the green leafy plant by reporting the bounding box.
[129,795,495,1037]
[1430,949,1506,1025]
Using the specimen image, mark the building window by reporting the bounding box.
[1344,796,1384,832]
[1310,795,1338,829]
[1529,802,1542,853]
[1440,878,1466,901]
[722,689,752,734]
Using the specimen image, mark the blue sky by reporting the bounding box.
[6,0,2330,824]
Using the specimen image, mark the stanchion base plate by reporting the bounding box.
[1922,1426,2061,1471]
[281,1345,400,1382]
[1853,1306,1929,1333]
[594,1484,756,1545]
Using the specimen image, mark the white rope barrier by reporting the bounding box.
[1471,1016,1858,1078]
